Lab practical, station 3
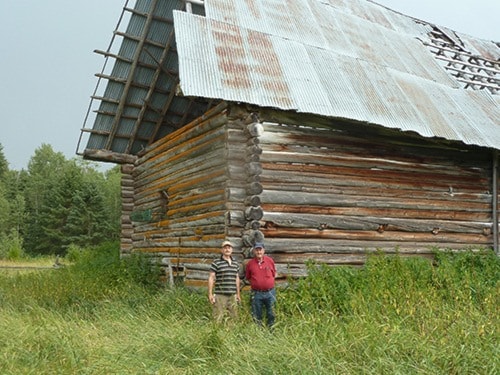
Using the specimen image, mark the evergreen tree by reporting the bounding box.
[0,183,9,235]
[102,165,122,238]
[23,145,68,255]
[0,145,27,258]
[72,160,120,243]
[0,145,11,235]
[0,144,8,178]
[64,179,111,248]
[2,170,28,234]
[16,144,122,255]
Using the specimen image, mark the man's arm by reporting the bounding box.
[245,260,251,280]
[236,274,241,302]
[208,271,216,304]
[269,257,277,278]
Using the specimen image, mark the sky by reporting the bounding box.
[0,0,499,171]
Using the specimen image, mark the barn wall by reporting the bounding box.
[122,103,498,286]
[495,151,500,254]
[249,107,498,276]
[120,163,135,255]
[126,103,246,287]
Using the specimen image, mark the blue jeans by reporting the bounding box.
[251,288,276,327]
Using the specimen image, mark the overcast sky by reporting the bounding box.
[1,0,499,171]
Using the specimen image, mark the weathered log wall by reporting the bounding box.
[123,102,499,285]
[250,108,498,276]
[127,103,251,287]
[120,163,135,255]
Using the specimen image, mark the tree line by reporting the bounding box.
[0,143,121,258]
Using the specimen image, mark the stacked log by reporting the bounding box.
[253,109,495,272]
[130,103,231,287]
[122,102,498,284]
[120,163,135,255]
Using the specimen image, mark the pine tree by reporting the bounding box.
[64,179,111,248]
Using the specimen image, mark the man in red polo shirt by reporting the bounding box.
[245,242,277,327]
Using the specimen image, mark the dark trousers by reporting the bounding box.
[251,288,276,327]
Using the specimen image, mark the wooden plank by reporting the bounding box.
[135,118,227,181]
[259,189,489,212]
[258,116,490,165]
[272,253,369,264]
[83,149,137,164]
[135,148,226,194]
[261,180,490,203]
[135,211,226,232]
[260,147,486,178]
[257,238,491,252]
[136,103,228,166]
[261,212,491,234]
[259,162,487,192]
[132,224,227,240]
[260,227,490,243]
[135,133,227,190]
[261,204,491,221]
[135,188,225,213]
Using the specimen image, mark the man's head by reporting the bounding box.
[221,240,233,257]
[253,242,265,260]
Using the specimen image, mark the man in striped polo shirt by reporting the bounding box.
[208,240,241,322]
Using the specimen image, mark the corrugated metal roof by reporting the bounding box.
[79,0,500,161]
[174,0,500,150]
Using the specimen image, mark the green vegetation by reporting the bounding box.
[1,244,498,374]
[0,143,121,258]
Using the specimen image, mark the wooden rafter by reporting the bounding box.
[125,24,178,154]
[104,0,160,150]
[424,26,500,95]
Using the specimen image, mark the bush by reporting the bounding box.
[281,261,356,316]
[280,249,499,319]
[65,243,85,263]
[0,229,24,260]
[121,251,162,288]
[432,248,500,306]
[0,241,164,315]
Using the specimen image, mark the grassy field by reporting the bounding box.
[0,256,56,268]
[0,244,498,374]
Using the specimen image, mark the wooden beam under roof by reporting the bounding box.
[82,149,138,165]
[126,26,177,153]
[104,0,160,151]
[423,26,500,94]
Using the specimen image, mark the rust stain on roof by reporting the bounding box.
[248,30,293,107]
[212,20,252,89]
[244,0,261,19]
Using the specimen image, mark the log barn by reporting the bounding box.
[77,0,500,286]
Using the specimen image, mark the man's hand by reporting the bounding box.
[208,294,216,304]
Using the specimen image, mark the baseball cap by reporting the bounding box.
[253,242,265,249]
[221,240,233,247]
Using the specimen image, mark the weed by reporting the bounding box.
[0,248,498,374]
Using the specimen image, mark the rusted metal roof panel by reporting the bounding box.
[463,35,500,61]
[174,0,499,150]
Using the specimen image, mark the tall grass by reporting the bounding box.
[0,229,24,260]
[0,245,498,374]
